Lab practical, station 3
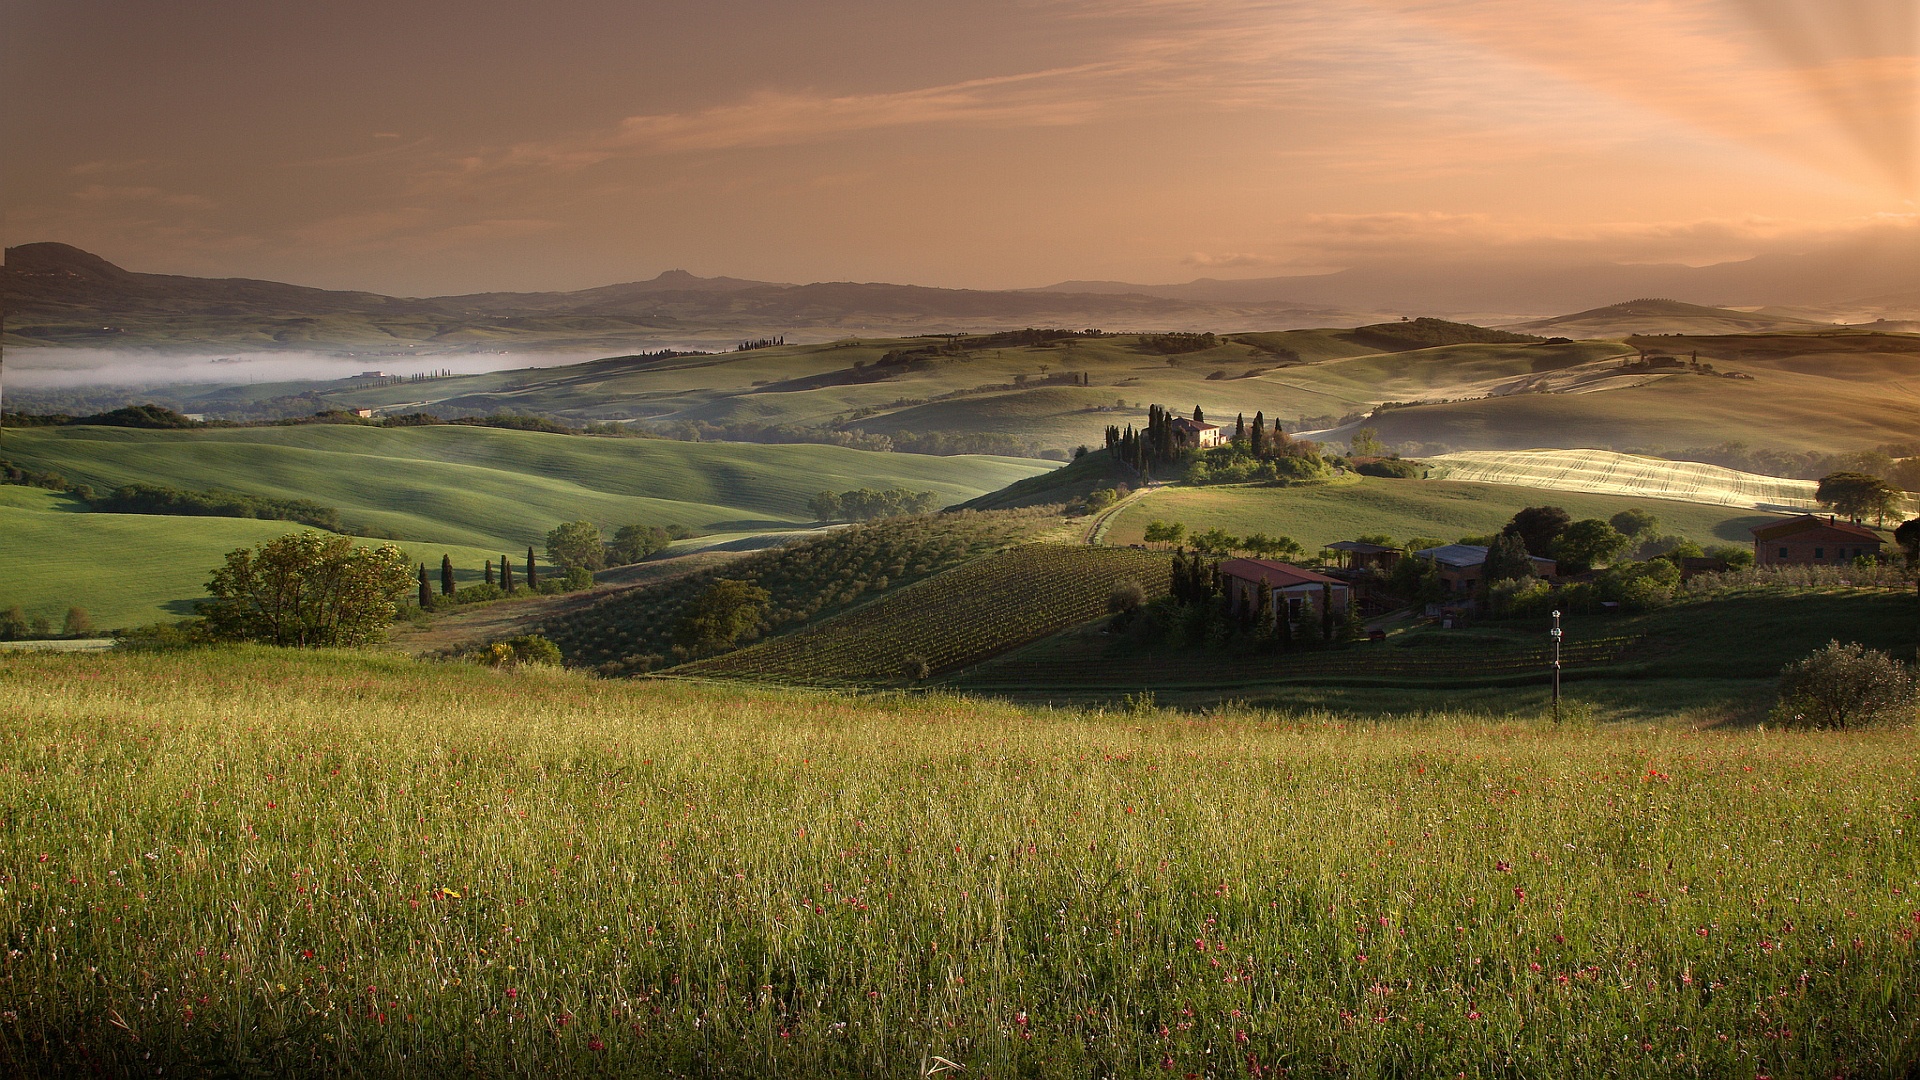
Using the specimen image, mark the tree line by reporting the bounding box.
[808,488,943,522]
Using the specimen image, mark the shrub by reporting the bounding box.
[1771,640,1916,730]
[560,566,595,591]
[1108,579,1147,614]
[900,654,931,681]
[1355,458,1423,479]
[479,634,564,668]
[453,582,506,604]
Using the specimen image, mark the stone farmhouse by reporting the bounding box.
[1749,514,1884,566]
[1168,416,1225,449]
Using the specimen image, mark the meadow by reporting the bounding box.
[3,648,1917,1077]
[1101,476,1768,553]
[1427,450,1825,513]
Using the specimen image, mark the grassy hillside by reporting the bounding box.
[0,486,501,628]
[1,424,1053,551]
[1427,448,1838,512]
[677,544,1172,684]
[1101,476,1770,552]
[1509,298,1828,337]
[7,647,1919,1076]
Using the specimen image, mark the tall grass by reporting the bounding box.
[3,649,1916,1076]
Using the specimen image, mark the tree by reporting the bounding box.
[609,524,671,565]
[1503,506,1571,558]
[526,547,539,589]
[0,607,27,641]
[1349,427,1384,458]
[673,579,771,653]
[1896,517,1920,607]
[901,654,931,681]
[1816,472,1904,524]
[1552,519,1630,575]
[1771,640,1916,729]
[545,520,606,571]
[62,607,92,636]
[501,555,514,594]
[1609,508,1659,538]
[1483,531,1536,585]
[418,564,431,608]
[1193,405,1205,424]
[809,491,843,521]
[441,554,455,597]
[1108,579,1147,614]
[485,559,495,587]
[1192,528,1238,557]
[1143,520,1186,547]
[200,531,413,647]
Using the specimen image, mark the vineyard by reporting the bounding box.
[541,509,1058,675]
[1427,449,1824,511]
[677,544,1173,684]
[952,624,1641,692]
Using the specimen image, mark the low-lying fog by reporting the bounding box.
[4,348,642,390]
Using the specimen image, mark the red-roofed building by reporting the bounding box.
[1750,514,1884,567]
[1219,558,1350,626]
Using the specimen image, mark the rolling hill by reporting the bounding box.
[1425,449,1831,512]
[1506,298,1829,337]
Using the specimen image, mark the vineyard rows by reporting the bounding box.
[1429,449,1821,511]
[677,544,1173,684]
[542,509,1058,676]
[954,633,1641,690]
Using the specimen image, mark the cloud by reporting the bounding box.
[1183,251,1284,269]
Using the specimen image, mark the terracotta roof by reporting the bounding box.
[1749,514,1883,542]
[1219,558,1343,588]
[1168,417,1219,431]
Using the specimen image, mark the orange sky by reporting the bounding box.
[4,0,1915,295]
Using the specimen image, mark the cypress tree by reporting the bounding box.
[1193,405,1205,424]
[526,546,538,590]
[441,554,455,596]
[417,565,430,608]
[501,555,514,594]
[1251,411,1265,457]
[1235,413,1246,443]
[485,560,495,586]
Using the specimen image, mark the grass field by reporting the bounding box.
[0,425,1053,552]
[1428,449,1826,512]
[4,647,1917,1076]
[677,544,1173,684]
[1101,476,1771,552]
[0,486,503,628]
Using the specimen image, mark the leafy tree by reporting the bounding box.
[1483,531,1537,584]
[608,524,672,565]
[901,654,931,681]
[808,491,843,521]
[1108,579,1147,614]
[1609,509,1659,538]
[673,579,772,653]
[560,565,595,591]
[545,521,606,571]
[200,532,413,647]
[1191,528,1238,557]
[0,607,27,641]
[1816,472,1904,524]
[1349,427,1384,457]
[1503,506,1571,558]
[1896,517,1920,606]
[63,607,93,636]
[1552,519,1630,575]
[1771,640,1916,729]
[441,554,455,596]
[1403,536,1447,553]
[479,634,563,668]
[1142,520,1186,547]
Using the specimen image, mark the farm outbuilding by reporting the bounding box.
[1411,544,1557,596]
[1749,514,1884,566]
[1326,540,1402,573]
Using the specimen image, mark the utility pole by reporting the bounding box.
[1549,609,1563,722]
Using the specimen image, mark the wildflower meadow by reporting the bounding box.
[2,648,1916,1076]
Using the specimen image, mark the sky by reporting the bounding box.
[4,0,1916,295]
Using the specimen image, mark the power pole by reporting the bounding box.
[1549,609,1563,722]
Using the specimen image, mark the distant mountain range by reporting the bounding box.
[6,236,1918,353]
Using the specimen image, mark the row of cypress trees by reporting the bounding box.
[415,548,542,607]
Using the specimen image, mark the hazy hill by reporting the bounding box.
[1507,299,1828,337]
[2,244,1359,349]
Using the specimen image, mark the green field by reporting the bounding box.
[5,647,1917,1076]
[678,544,1174,684]
[1102,475,1772,552]
[0,425,1051,629]
[0,486,503,628]
[1,425,1052,551]
[1428,449,1827,511]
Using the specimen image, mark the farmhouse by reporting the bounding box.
[1219,559,1350,625]
[1168,416,1225,449]
[1749,514,1884,566]
[1412,544,1557,596]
